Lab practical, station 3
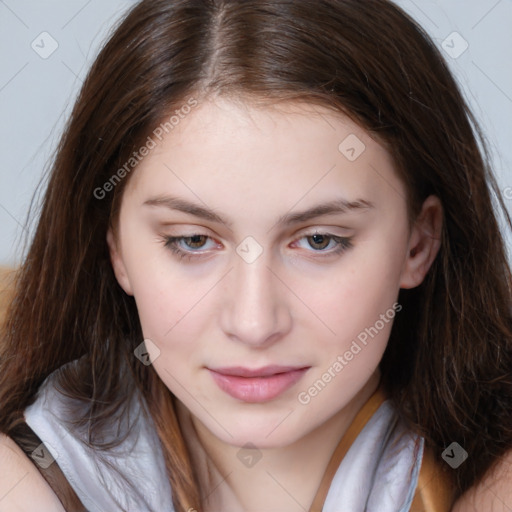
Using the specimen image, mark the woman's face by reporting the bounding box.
[108,98,439,448]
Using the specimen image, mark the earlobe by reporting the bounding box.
[106,228,134,296]
[400,195,443,289]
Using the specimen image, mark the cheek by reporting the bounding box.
[133,277,202,344]
[312,245,404,342]
[132,278,207,391]
[296,250,403,410]
[119,224,207,342]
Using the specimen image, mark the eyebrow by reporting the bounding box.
[143,195,374,229]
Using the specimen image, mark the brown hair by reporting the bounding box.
[1,0,511,510]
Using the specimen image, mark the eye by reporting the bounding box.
[162,234,218,260]
[292,232,352,256]
[161,231,353,262]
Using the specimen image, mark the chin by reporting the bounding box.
[224,430,298,450]
[205,411,309,449]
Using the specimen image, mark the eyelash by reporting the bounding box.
[161,232,353,262]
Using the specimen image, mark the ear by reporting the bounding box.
[400,195,443,289]
[106,227,134,296]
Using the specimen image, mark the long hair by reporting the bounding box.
[1,0,511,510]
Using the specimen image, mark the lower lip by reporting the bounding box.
[208,368,309,403]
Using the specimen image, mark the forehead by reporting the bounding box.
[122,98,405,219]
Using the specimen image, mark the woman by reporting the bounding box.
[1,0,511,510]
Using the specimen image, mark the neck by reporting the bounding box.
[176,370,381,512]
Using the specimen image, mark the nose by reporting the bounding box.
[219,251,293,348]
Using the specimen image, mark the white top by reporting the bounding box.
[25,364,423,512]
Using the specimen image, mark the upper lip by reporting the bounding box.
[208,365,310,378]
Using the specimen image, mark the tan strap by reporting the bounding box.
[9,421,87,512]
[308,385,388,512]
[410,442,456,512]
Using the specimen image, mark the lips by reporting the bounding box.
[208,365,310,402]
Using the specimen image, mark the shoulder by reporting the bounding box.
[452,449,512,512]
[0,433,65,512]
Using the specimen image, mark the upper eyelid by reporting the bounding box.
[162,224,353,239]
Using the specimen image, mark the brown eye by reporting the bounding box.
[307,234,332,250]
[162,233,219,261]
[293,232,353,257]
[183,235,208,249]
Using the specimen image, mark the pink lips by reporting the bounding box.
[208,365,310,402]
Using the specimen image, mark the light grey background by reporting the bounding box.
[0,0,511,266]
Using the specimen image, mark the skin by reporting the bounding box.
[0,434,66,512]
[106,97,444,511]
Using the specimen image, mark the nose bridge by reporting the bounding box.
[220,248,291,346]
[235,255,274,306]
